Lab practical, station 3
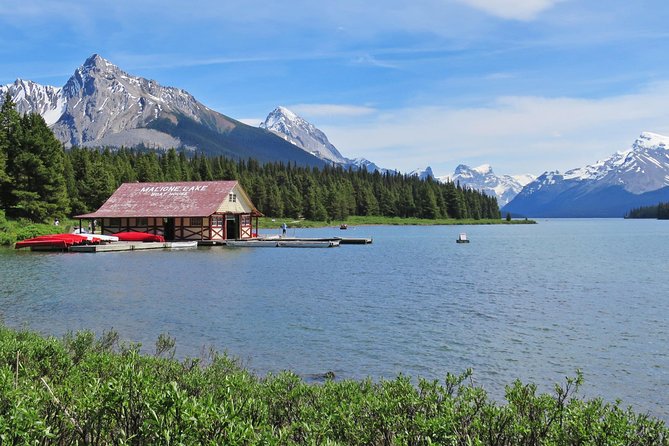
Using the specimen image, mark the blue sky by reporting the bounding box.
[2,0,669,177]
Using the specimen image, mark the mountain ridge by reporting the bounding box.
[0,54,326,168]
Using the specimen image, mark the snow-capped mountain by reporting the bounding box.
[503,132,669,217]
[348,157,387,173]
[0,54,325,167]
[261,106,347,164]
[437,164,535,205]
[408,166,435,181]
[260,106,387,172]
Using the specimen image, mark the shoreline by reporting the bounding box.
[258,216,537,229]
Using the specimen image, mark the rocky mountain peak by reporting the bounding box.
[260,106,347,164]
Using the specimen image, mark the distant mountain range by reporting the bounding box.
[0,54,326,167]
[503,132,669,217]
[437,164,535,206]
[260,106,387,172]
[5,55,668,218]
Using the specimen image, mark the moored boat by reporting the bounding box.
[456,233,470,243]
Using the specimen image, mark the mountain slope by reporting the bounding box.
[503,132,669,217]
[1,55,326,167]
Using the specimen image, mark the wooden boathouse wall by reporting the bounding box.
[76,181,262,241]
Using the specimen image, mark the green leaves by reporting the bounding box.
[0,325,666,445]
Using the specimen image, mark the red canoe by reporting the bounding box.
[113,232,166,242]
[15,233,101,250]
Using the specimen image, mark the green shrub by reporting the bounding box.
[0,325,666,444]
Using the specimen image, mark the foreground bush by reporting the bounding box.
[0,211,76,246]
[0,325,666,445]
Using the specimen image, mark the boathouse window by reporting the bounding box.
[211,215,223,226]
[137,217,148,226]
[190,217,203,226]
[229,193,236,202]
[108,218,121,227]
[241,215,250,226]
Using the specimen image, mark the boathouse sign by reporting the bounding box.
[140,185,209,197]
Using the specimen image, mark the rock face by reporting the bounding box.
[0,54,325,167]
[260,106,388,172]
[50,54,221,149]
[437,164,535,206]
[503,132,669,217]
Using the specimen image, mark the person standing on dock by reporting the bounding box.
[281,222,287,237]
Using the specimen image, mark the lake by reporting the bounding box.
[1,219,667,419]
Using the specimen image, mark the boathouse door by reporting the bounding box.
[225,215,238,240]
[164,217,176,240]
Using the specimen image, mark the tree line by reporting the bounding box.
[1,93,500,222]
[626,202,669,219]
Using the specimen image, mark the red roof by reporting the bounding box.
[75,181,258,218]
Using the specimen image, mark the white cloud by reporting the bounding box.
[318,81,669,176]
[290,103,377,118]
[456,0,563,20]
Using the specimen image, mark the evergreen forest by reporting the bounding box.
[626,202,669,219]
[0,93,499,223]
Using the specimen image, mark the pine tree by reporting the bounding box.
[5,113,70,221]
[0,93,21,210]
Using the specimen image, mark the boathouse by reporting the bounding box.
[75,181,262,241]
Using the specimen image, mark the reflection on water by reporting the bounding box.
[1,219,668,419]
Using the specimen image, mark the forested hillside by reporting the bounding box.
[1,95,499,223]
[63,147,499,221]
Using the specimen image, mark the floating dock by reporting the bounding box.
[222,236,372,248]
[69,241,198,253]
[225,239,340,248]
[24,235,371,253]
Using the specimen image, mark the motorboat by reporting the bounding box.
[456,233,470,243]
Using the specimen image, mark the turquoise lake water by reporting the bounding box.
[1,219,668,419]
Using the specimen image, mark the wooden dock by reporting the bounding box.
[65,236,371,252]
[333,237,373,245]
[222,236,372,248]
[224,239,340,248]
[69,241,198,253]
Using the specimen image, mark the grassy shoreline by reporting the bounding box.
[0,325,665,444]
[0,212,535,245]
[258,215,536,229]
